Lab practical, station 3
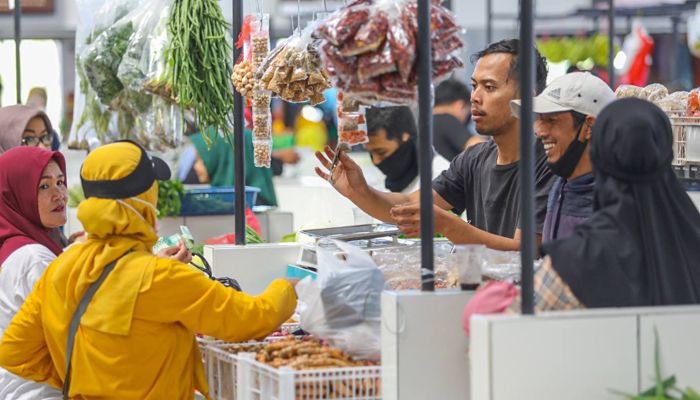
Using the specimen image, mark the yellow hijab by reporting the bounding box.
[52,142,160,335]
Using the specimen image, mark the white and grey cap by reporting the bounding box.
[510,72,615,118]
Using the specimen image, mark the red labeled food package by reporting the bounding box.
[357,41,397,82]
[433,57,464,82]
[381,72,416,96]
[344,78,382,98]
[433,34,464,61]
[317,6,370,46]
[339,114,368,145]
[431,3,460,41]
[340,11,389,57]
[388,9,417,82]
[321,42,357,81]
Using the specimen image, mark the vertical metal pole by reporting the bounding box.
[233,0,246,245]
[607,0,615,88]
[519,0,535,315]
[486,0,493,45]
[14,0,22,104]
[418,0,434,291]
[671,16,680,85]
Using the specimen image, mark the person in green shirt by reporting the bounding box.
[190,128,278,206]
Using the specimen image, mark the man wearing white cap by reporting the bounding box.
[511,72,615,242]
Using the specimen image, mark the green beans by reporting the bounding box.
[169,0,234,146]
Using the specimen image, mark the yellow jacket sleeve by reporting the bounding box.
[0,271,62,388]
[134,261,297,342]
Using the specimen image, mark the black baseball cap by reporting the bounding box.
[81,140,171,199]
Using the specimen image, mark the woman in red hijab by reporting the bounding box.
[0,146,66,399]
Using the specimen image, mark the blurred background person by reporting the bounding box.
[365,106,450,194]
[433,79,485,161]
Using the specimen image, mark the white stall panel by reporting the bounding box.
[639,308,700,391]
[381,290,472,400]
[205,243,300,295]
[472,312,639,400]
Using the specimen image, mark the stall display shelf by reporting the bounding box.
[236,352,382,400]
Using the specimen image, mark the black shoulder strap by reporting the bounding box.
[62,251,132,399]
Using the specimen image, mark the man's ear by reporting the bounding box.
[401,132,411,142]
[582,116,595,141]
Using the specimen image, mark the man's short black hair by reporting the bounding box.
[570,110,587,130]
[471,38,549,95]
[435,79,471,107]
[366,106,417,142]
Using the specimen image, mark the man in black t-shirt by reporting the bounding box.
[315,39,554,250]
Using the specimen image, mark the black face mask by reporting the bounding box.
[376,139,419,192]
[548,123,589,179]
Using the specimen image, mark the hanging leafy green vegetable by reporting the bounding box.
[168,0,235,146]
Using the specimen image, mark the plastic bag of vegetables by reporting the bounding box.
[117,0,173,93]
[69,0,136,150]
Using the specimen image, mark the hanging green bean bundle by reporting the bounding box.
[169,0,235,145]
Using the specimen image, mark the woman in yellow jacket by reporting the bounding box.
[0,140,297,399]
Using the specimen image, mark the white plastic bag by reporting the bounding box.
[297,239,384,360]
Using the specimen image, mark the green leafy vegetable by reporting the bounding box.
[168,0,235,146]
[612,327,699,399]
[157,180,185,218]
[83,22,134,105]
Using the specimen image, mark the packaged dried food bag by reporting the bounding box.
[315,0,464,106]
[615,84,644,99]
[296,239,383,360]
[252,107,272,141]
[357,40,397,82]
[655,91,688,115]
[641,83,668,103]
[387,5,416,82]
[250,14,270,69]
[316,5,370,46]
[256,22,331,104]
[253,139,272,168]
[337,95,368,145]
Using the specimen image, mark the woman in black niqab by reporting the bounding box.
[541,98,700,307]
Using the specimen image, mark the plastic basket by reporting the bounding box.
[206,342,270,400]
[180,186,261,216]
[670,116,700,165]
[236,353,382,400]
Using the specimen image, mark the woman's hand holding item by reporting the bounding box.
[156,241,192,264]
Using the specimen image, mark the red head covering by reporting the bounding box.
[0,146,66,264]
